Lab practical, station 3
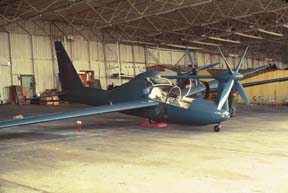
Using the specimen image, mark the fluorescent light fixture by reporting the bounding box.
[282,24,288,28]
[121,40,156,45]
[165,43,203,50]
[257,29,284,37]
[208,37,241,44]
[229,54,239,57]
[235,32,263,40]
[189,40,220,47]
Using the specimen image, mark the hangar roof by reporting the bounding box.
[1,0,288,60]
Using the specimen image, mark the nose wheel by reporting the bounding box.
[214,124,221,132]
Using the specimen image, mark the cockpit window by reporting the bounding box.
[146,77,193,109]
[146,77,172,87]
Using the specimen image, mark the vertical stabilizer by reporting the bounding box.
[54,41,84,90]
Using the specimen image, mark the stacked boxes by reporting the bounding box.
[10,86,25,104]
[40,89,60,106]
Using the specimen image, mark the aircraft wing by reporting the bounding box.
[242,77,288,88]
[0,100,159,129]
[184,77,288,96]
[163,74,214,79]
[241,64,273,77]
[28,91,64,101]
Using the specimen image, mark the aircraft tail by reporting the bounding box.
[54,41,84,91]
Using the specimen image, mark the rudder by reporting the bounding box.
[54,41,84,90]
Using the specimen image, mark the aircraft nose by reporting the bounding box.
[187,99,230,125]
[218,110,230,122]
[208,109,230,124]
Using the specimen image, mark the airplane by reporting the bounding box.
[0,41,287,133]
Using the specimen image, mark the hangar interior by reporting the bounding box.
[0,0,288,193]
[0,0,288,103]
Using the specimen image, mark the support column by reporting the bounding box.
[132,44,136,76]
[144,46,148,68]
[116,41,122,84]
[30,34,36,94]
[87,40,92,70]
[50,37,56,89]
[102,41,108,88]
[96,41,101,80]
[7,32,13,86]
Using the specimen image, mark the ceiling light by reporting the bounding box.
[208,37,241,44]
[190,40,220,47]
[257,29,284,37]
[229,54,239,57]
[235,32,263,40]
[121,40,156,45]
[165,44,203,50]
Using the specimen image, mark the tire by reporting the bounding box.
[214,125,221,132]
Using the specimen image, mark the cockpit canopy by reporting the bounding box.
[146,77,173,87]
[146,76,193,109]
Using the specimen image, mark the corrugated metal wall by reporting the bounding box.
[0,30,285,103]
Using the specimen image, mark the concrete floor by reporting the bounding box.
[0,104,287,193]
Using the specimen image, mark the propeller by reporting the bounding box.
[182,48,219,85]
[214,47,250,110]
[186,48,196,70]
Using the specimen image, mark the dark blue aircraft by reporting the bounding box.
[0,42,287,132]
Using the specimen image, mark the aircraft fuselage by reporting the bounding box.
[61,81,229,126]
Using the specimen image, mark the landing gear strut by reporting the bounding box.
[149,118,158,124]
[214,124,221,132]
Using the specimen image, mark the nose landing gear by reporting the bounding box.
[214,124,222,132]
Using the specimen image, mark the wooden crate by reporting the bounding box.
[39,90,60,106]
[10,85,24,104]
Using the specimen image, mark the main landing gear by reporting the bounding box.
[214,124,222,132]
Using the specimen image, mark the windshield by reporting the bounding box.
[146,77,172,87]
[147,82,193,109]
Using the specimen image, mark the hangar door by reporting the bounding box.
[20,75,35,98]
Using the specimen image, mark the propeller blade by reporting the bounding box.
[235,47,249,72]
[186,48,196,69]
[235,80,250,105]
[217,79,235,110]
[197,62,220,71]
[218,47,234,75]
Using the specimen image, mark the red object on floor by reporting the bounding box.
[141,122,168,128]
[76,120,82,132]
[271,100,276,108]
